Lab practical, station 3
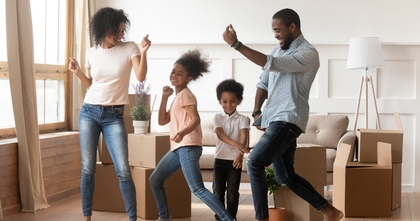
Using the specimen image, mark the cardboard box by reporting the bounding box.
[295,144,327,187]
[333,142,392,217]
[132,167,191,219]
[128,133,170,168]
[99,95,136,164]
[357,112,403,163]
[392,163,402,210]
[92,162,126,212]
[275,186,324,221]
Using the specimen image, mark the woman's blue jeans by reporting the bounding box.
[149,146,234,221]
[79,103,137,220]
[247,121,328,219]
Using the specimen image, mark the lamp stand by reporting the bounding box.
[353,68,381,130]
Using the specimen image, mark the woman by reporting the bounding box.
[68,7,151,221]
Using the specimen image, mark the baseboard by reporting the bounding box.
[2,204,21,218]
[46,187,80,203]
[402,184,414,192]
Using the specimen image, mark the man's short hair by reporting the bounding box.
[272,8,301,29]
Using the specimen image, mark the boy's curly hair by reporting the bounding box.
[175,49,211,80]
[89,7,130,47]
[216,79,244,102]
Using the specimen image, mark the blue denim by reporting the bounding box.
[149,146,234,221]
[79,103,137,221]
[247,121,328,219]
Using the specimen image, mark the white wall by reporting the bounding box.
[94,0,420,192]
[95,0,420,44]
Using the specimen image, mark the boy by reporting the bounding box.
[213,79,250,221]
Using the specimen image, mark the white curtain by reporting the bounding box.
[5,0,49,212]
[73,0,96,109]
[0,199,3,218]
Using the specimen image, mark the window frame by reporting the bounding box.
[0,0,74,138]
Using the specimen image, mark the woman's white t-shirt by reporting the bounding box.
[84,41,141,105]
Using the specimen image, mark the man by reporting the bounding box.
[222,8,343,221]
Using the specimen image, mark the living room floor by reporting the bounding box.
[1,184,419,221]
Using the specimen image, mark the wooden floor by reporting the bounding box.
[1,184,419,221]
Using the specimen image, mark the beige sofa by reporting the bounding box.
[199,113,356,185]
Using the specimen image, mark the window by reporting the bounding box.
[0,0,68,136]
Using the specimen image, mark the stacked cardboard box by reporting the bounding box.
[275,144,327,221]
[333,142,393,217]
[128,133,191,219]
[92,162,126,212]
[132,166,191,219]
[94,132,191,219]
[128,133,170,168]
[356,112,403,211]
[92,95,191,220]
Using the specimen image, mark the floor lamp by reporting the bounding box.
[347,37,385,130]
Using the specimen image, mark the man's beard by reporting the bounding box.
[280,38,292,50]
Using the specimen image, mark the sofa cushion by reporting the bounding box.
[297,115,349,148]
[200,146,216,169]
[249,126,265,148]
[200,113,217,146]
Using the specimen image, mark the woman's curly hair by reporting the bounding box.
[89,7,130,47]
[175,49,211,81]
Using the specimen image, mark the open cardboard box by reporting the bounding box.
[392,163,402,210]
[333,142,392,217]
[357,112,403,163]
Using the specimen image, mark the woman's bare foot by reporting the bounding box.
[321,203,344,221]
[83,216,91,221]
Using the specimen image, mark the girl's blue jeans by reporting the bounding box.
[149,146,234,221]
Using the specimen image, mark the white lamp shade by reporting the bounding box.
[347,37,385,70]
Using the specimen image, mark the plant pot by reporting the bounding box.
[268,207,285,221]
[133,120,149,134]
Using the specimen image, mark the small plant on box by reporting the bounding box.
[131,79,151,121]
[266,167,281,208]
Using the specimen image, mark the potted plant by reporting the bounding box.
[266,167,285,221]
[131,79,151,134]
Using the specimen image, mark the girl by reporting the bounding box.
[150,49,234,221]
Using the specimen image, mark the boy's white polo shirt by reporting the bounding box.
[213,111,250,160]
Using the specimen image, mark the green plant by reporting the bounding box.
[266,167,281,208]
[131,79,151,121]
